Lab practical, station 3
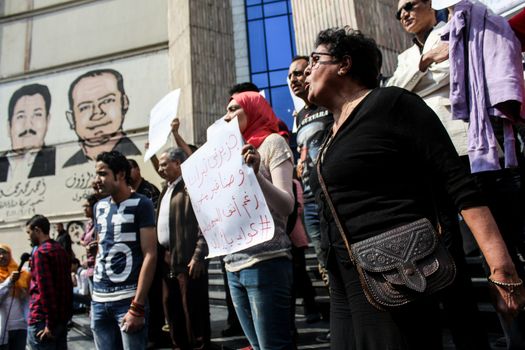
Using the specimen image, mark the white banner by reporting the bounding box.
[144,89,181,161]
[181,118,275,258]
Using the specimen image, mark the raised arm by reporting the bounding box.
[171,118,193,157]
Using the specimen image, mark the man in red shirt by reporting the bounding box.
[26,214,72,350]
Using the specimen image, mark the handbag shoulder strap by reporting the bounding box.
[316,135,357,265]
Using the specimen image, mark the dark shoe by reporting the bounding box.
[221,325,243,337]
[305,312,322,324]
[316,331,330,343]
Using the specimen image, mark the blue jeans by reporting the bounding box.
[91,298,148,350]
[227,258,293,350]
[27,321,67,350]
[303,201,326,267]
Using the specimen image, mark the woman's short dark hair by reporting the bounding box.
[314,27,380,89]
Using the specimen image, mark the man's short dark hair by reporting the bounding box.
[314,27,381,89]
[68,69,126,112]
[291,55,309,64]
[128,158,139,169]
[229,82,259,96]
[26,214,50,235]
[165,147,187,163]
[96,151,131,185]
[8,84,51,126]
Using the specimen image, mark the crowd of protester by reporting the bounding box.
[2,1,525,349]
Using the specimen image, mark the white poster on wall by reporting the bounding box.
[181,118,275,258]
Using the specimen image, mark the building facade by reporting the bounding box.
[0,0,523,257]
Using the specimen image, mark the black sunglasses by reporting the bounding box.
[396,1,416,20]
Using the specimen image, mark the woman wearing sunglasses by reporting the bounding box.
[305,26,525,350]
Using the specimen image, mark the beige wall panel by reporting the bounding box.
[0,50,170,151]
[1,0,84,16]
[28,0,168,71]
[0,20,29,77]
[231,0,249,83]
[1,0,32,15]
[354,0,411,75]
[291,0,357,55]
[168,0,235,146]
[168,0,193,143]
[292,0,410,75]
[189,0,235,145]
[33,0,79,9]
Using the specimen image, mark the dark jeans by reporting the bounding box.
[328,250,443,350]
[91,298,149,350]
[28,321,67,350]
[227,258,294,350]
[220,257,241,330]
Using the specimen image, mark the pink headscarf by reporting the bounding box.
[232,91,280,148]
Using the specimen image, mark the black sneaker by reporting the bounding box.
[316,331,330,343]
[305,312,322,324]
[221,325,243,337]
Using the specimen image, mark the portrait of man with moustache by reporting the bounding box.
[63,68,141,168]
[0,83,56,182]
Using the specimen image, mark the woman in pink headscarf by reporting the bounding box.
[223,91,295,350]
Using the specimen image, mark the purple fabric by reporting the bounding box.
[445,0,525,173]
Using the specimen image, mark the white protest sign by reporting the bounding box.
[144,89,181,161]
[181,118,275,258]
[206,117,227,140]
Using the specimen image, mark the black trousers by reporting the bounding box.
[291,246,318,316]
[163,267,211,349]
[328,249,443,350]
[435,187,491,350]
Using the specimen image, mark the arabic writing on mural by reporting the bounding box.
[0,179,46,219]
[65,171,96,202]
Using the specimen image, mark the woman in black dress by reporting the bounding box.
[305,27,525,349]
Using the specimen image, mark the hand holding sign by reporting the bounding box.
[181,118,275,258]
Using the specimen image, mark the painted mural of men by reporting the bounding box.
[0,84,56,182]
[63,69,141,168]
